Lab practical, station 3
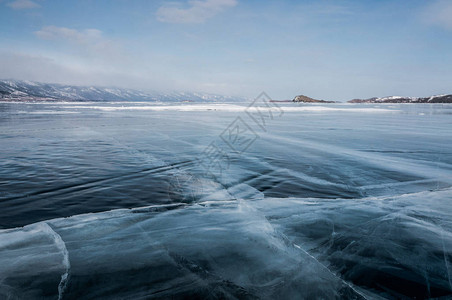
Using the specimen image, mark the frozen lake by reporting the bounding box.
[0,101,451,299]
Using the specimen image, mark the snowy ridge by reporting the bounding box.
[349,94,452,103]
[375,96,418,102]
[0,79,247,102]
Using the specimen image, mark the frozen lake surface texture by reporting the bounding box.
[0,101,451,299]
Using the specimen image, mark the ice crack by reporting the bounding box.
[39,223,71,300]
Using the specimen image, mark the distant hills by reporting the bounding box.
[292,93,452,103]
[2,80,451,104]
[0,80,246,102]
[348,95,452,103]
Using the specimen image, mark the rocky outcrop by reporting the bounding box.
[293,95,335,103]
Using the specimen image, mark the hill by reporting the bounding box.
[293,95,335,103]
[348,95,452,103]
[0,80,246,102]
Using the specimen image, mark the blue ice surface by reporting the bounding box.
[0,102,451,299]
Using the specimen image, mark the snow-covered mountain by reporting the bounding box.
[0,80,246,102]
[348,94,452,103]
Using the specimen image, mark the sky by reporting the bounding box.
[0,0,452,101]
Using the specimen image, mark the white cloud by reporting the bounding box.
[423,0,452,31]
[156,0,237,24]
[0,51,172,91]
[34,26,122,60]
[0,52,89,84]
[7,0,40,9]
[35,26,103,45]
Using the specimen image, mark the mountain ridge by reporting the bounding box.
[348,95,452,103]
[0,79,246,102]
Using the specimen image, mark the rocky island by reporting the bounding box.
[293,95,336,103]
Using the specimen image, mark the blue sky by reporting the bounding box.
[0,0,452,100]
